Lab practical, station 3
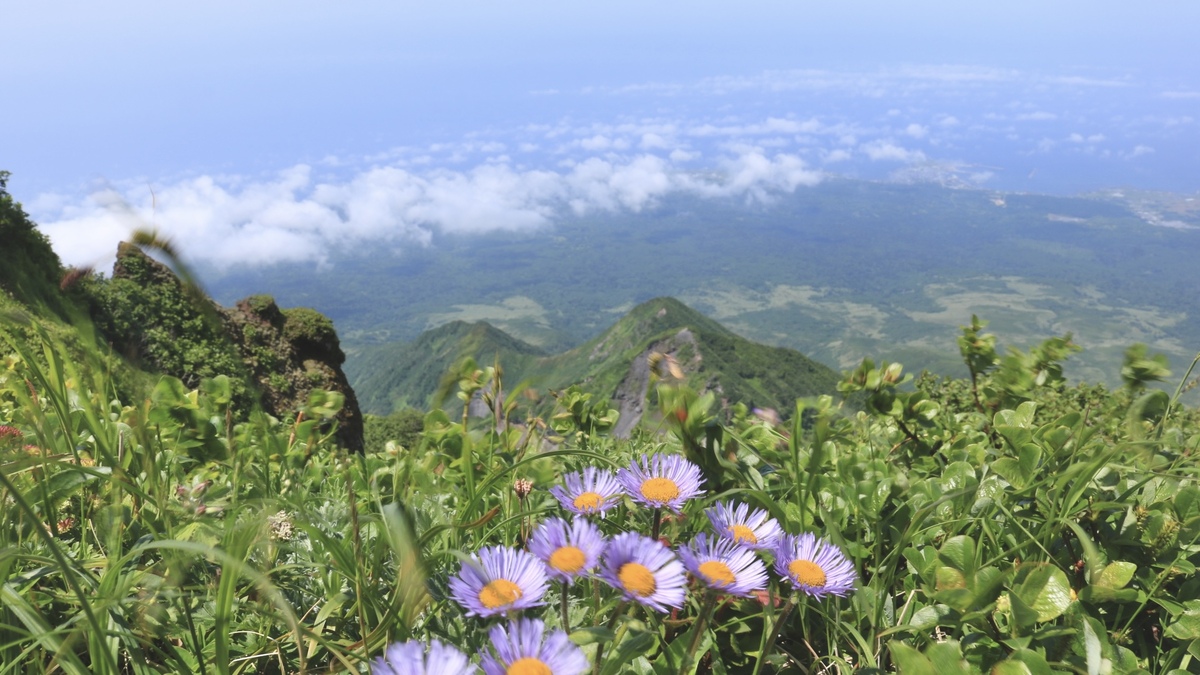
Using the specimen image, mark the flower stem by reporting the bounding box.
[561,584,571,631]
[651,506,663,541]
[593,600,629,675]
[751,594,796,675]
[678,590,718,675]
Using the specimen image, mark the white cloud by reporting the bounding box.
[640,133,670,150]
[823,149,852,163]
[1123,144,1155,159]
[905,123,928,139]
[580,135,616,151]
[1017,111,1058,121]
[37,149,825,269]
[861,141,926,163]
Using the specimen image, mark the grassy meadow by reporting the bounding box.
[3,309,1200,674]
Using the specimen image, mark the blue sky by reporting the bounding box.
[3,1,1198,268]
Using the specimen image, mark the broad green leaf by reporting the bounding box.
[1008,649,1054,675]
[1012,565,1072,624]
[1165,607,1200,640]
[990,443,1042,489]
[888,643,935,675]
[1008,590,1040,632]
[938,535,977,575]
[925,642,972,675]
[936,566,967,591]
[1094,562,1136,590]
[908,603,955,631]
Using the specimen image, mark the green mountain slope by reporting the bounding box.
[347,297,841,429]
[348,320,549,413]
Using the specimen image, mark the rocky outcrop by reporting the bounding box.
[105,243,364,451]
[223,296,364,452]
[610,328,702,438]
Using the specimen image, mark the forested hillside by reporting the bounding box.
[348,297,842,430]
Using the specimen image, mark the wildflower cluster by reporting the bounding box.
[376,453,856,674]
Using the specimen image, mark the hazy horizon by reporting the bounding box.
[4,1,1198,270]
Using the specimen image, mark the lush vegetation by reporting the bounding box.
[349,297,841,417]
[4,303,1200,674]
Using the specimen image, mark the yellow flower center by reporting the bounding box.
[728,524,758,544]
[618,562,657,597]
[698,560,736,586]
[479,579,524,609]
[573,491,604,511]
[549,546,587,574]
[787,560,827,588]
[507,657,552,675]
[639,477,680,504]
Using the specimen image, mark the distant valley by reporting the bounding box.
[202,179,1200,400]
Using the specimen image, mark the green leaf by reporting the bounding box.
[1094,562,1136,590]
[1081,614,1102,675]
[1012,564,1072,624]
[1007,648,1054,675]
[990,662,1032,675]
[888,643,935,675]
[570,627,616,646]
[1165,607,1200,640]
[925,642,972,675]
[1008,590,1040,632]
[1078,585,1140,604]
[995,401,1038,428]
[991,443,1042,489]
[601,629,657,675]
[938,535,977,575]
[908,603,956,631]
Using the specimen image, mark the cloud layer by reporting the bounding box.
[32,63,1197,269]
[38,147,821,269]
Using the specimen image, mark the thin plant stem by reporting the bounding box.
[678,590,719,675]
[593,600,629,675]
[1157,350,1200,440]
[593,578,602,625]
[752,594,797,675]
[561,585,571,631]
[651,507,663,541]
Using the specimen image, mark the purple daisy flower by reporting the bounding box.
[599,532,687,612]
[372,639,477,675]
[774,533,856,599]
[616,454,704,513]
[549,468,622,516]
[528,517,606,584]
[705,502,783,550]
[678,533,769,597]
[481,617,589,675]
[449,545,549,617]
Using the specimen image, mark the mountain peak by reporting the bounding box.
[348,297,840,426]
